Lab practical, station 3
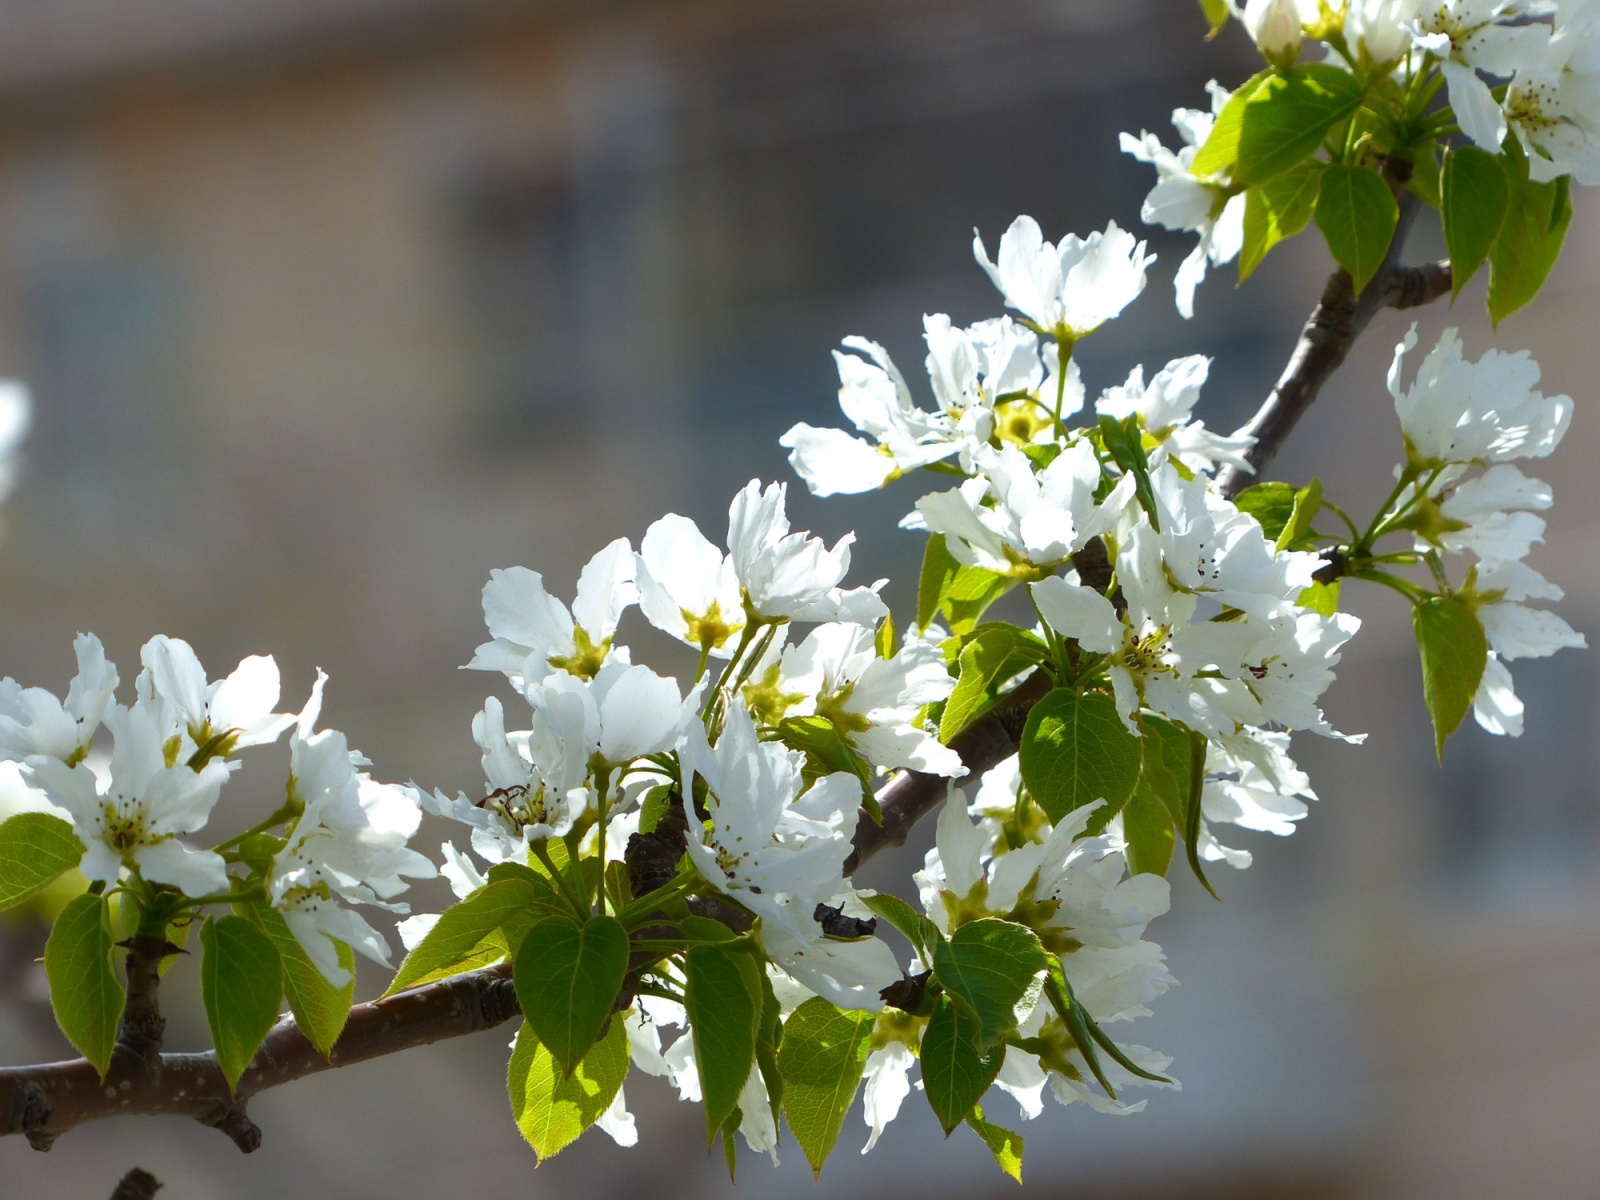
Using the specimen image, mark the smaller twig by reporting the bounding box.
[115,935,177,1069]
[109,1167,162,1200]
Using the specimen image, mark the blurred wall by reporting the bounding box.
[0,2,1596,1198]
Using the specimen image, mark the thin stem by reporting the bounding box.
[529,840,587,915]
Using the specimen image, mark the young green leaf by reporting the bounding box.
[1232,481,1299,542]
[966,1104,1025,1182]
[1122,777,1176,877]
[1414,596,1488,757]
[918,534,962,632]
[1488,159,1572,325]
[0,813,84,911]
[1408,144,1442,209]
[1189,69,1271,178]
[1276,477,1323,552]
[1239,162,1322,279]
[513,913,630,1078]
[1229,66,1365,188]
[1018,688,1142,824]
[685,942,763,1139]
[875,610,896,659]
[778,996,876,1177]
[43,892,124,1078]
[1442,146,1509,297]
[940,628,1044,742]
[249,904,354,1057]
[1314,165,1400,292]
[1196,0,1230,35]
[917,533,1017,636]
[1098,415,1161,531]
[754,969,785,1123]
[931,918,1050,1052]
[200,914,285,1093]
[921,995,1004,1134]
[385,876,554,996]
[507,1017,629,1161]
[1299,579,1341,616]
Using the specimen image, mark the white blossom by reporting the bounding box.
[467,538,637,685]
[973,217,1154,339]
[1119,83,1248,318]
[728,479,887,624]
[268,673,436,986]
[1390,326,1572,465]
[0,633,118,766]
[1095,355,1253,472]
[26,698,232,898]
[139,635,294,752]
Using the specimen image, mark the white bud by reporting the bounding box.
[1243,0,1305,62]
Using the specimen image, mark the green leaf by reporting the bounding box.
[1196,0,1230,35]
[385,876,554,996]
[778,996,875,1177]
[685,942,762,1139]
[1299,579,1341,616]
[966,1105,1025,1182]
[931,918,1049,1052]
[1442,146,1509,297]
[0,813,84,911]
[1314,164,1400,291]
[1199,66,1363,187]
[1123,776,1176,877]
[513,913,630,1078]
[1239,162,1322,279]
[1189,70,1272,178]
[1488,155,1572,325]
[918,534,962,632]
[1276,477,1323,552]
[200,914,284,1093]
[43,893,124,1078]
[917,534,1016,636]
[754,969,785,1124]
[1414,596,1488,757]
[507,1016,629,1161]
[1232,481,1299,542]
[248,904,354,1057]
[1018,688,1142,824]
[940,628,1045,742]
[1408,144,1442,209]
[861,892,942,959]
[921,995,1004,1134]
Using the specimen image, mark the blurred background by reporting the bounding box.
[0,0,1597,1196]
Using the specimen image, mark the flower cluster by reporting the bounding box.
[1387,324,1584,734]
[0,635,434,985]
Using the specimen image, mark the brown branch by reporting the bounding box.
[1214,179,1453,499]
[2,959,518,1153]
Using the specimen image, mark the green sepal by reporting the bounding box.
[44,892,125,1078]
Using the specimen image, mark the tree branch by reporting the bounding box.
[1214,182,1452,498]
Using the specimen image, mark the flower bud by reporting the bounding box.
[1243,0,1305,63]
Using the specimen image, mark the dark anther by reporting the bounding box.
[625,791,689,900]
[879,970,931,1012]
[813,902,877,940]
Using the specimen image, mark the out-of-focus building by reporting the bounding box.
[0,1,1596,1198]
